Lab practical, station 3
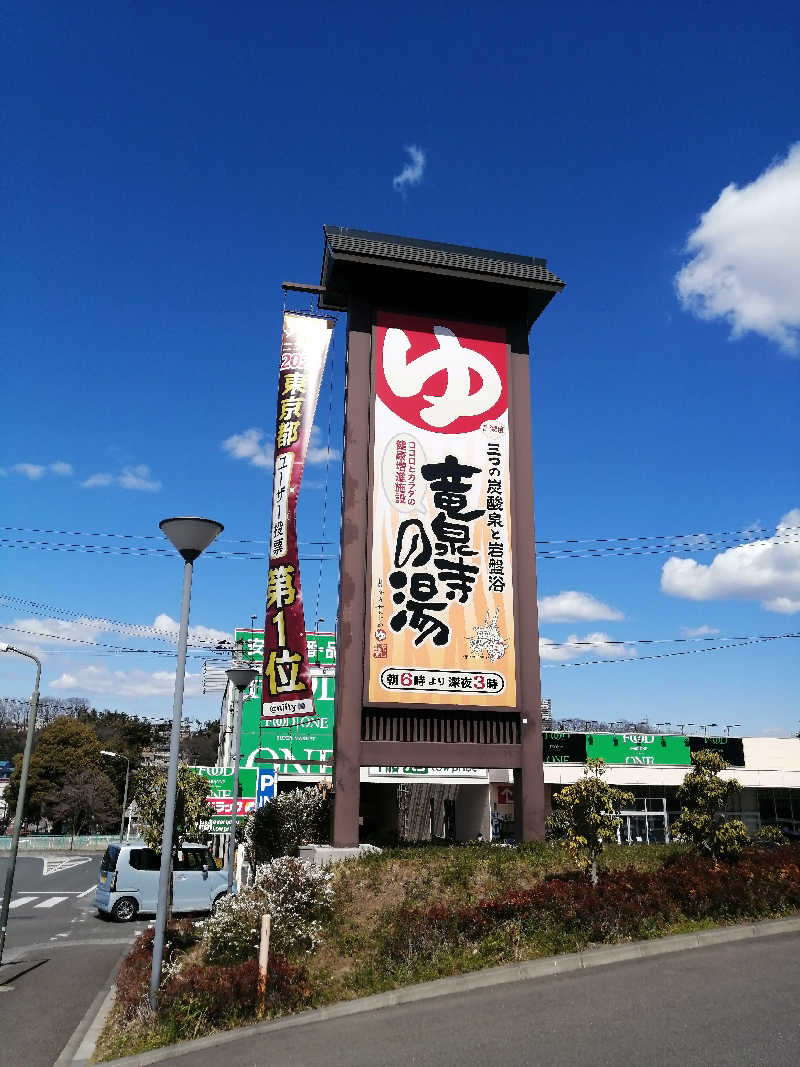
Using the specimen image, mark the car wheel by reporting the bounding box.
[211,892,227,914]
[111,897,138,922]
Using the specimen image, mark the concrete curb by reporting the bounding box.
[96,914,800,1066]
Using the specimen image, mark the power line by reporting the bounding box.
[2,521,797,554]
[545,633,800,668]
[2,612,798,662]
[0,537,338,561]
[0,592,230,647]
[3,590,799,654]
[536,533,800,561]
[0,525,335,546]
[3,530,798,565]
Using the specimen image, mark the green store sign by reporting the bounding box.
[235,628,335,776]
[586,733,691,766]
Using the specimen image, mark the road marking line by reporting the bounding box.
[8,897,37,910]
[77,885,97,897]
[43,857,93,876]
[36,896,68,908]
[14,890,88,895]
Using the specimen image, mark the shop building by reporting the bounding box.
[210,638,800,843]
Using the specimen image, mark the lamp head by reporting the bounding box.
[159,517,224,561]
[226,666,259,691]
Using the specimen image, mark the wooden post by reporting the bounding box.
[258,912,271,1014]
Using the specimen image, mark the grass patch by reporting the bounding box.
[95,841,800,1061]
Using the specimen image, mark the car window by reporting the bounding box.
[100,845,120,872]
[175,848,202,871]
[129,847,160,871]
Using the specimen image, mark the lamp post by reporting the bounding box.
[225,666,259,893]
[101,750,132,841]
[724,724,742,737]
[702,723,719,736]
[0,644,41,965]
[149,516,223,1011]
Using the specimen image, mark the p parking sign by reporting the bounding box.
[257,770,277,807]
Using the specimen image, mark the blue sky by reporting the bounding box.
[1,1,798,735]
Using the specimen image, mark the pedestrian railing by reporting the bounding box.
[0,834,120,851]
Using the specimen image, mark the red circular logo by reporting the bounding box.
[375,312,508,435]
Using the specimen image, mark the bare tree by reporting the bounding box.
[46,766,119,845]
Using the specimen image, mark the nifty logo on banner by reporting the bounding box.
[367,311,516,708]
[263,312,334,720]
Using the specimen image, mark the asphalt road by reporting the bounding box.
[149,932,800,1067]
[0,852,146,1067]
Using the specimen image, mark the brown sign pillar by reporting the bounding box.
[319,228,565,845]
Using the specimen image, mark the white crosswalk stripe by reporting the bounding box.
[34,896,68,908]
[8,896,37,910]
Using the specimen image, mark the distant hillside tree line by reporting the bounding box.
[0,697,219,836]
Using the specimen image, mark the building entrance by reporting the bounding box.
[618,797,669,844]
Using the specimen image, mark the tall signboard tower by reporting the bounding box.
[319,228,565,844]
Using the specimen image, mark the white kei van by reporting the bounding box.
[95,841,229,922]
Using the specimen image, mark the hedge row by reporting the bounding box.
[379,846,800,963]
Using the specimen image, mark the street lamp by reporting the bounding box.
[724,724,742,737]
[225,666,259,893]
[702,723,719,736]
[655,722,672,733]
[101,750,132,842]
[0,644,41,965]
[149,516,223,1011]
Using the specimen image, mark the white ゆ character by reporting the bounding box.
[383,325,502,429]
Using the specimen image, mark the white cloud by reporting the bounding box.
[306,425,340,465]
[0,467,8,477]
[661,508,800,614]
[539,632,637,663]
[50,664,205,698]
[222,425,339,471]
[393,144,426,193]
[81,464,161,491]
[675,143,800,353]
[82,472,114,488]
[152,613,231,648]
[0,613,230,653]
[118,464,161,491]
[538,590,624,623]
[680,624,720,638]
[49,461,73,476]
[0,615,115,649]
[13,462,46,480]
[222,428,274,470]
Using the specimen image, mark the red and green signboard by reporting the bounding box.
[189,765,259,831]
[235,628,335,776]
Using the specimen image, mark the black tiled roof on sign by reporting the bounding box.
[322,227,565,290]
